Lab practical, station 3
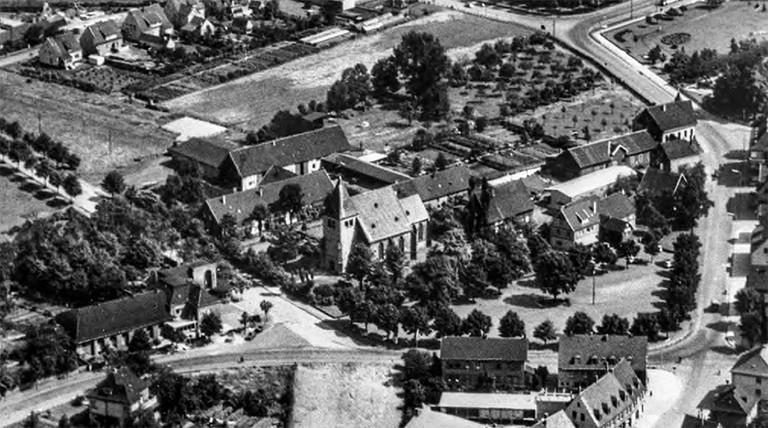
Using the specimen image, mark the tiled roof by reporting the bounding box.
[56,290,171,343]
[532,410,577,428]
[642,100,696,132]
[547,165,637,199]
[484,179,535,224]
[732,344,768,377]
[706,384,758,416]
[351,186,418,243]
[87,368,147,405]
[610,130,658,156]
[85,20,121,45]
[157,260,213,288]
[204,169,334,224]
[440,337,528,362]
[559,196,600,232]
[260,165,298,185]
[51,32,80,54]
[558,335,647,374]
[597,192,635,220]
[227,126,352,178]
[168,137,232,168]
[573,359,645,427]
[755,132,768,152]
[405,408,486,428]
[566,140,611,169]
[637,168,685,195]
[326,153,410,184]
[394,166,473,202]
[439,392,536,410]
[661,139,698,160]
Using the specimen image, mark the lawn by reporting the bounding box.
[0,164,63,240]
[452,252,672,340]
[0,70,176,183]
[165,9,533,131]
[606,2,768,64]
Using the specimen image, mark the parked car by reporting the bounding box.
[662,260,673,269]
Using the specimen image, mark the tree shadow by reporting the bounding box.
[33,189,57,200]
[46,197,70,208]
[724,150,747,160]
[706,321,732,333]
[710,345,737,356]
[504,293,548,309]
[516,278,539,289]
[385,121,411,129]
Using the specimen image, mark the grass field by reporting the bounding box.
[0,71,175,183]
[165,9,533,131]
[0,165,60,240]
[607,2,768,62]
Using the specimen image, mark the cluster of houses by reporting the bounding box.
[405,334,649,428]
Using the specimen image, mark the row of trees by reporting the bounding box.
[662,233,703,329]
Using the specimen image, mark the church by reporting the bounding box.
[322,180,429,273]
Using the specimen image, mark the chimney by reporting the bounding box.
[258,188,263,197]
[221,194,226,204]
[661,104,667,112]
[592,200,597,213]
[271,141,276,146]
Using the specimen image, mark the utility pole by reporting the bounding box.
[630,0,634,19]
[37,112,42,135]
[591,259,596,305]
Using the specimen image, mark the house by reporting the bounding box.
[636,168,687,197]
[437,392,537,424]
[749,132,768,184]
[200,169,334,236]
[440,336,528,392]
[532,410,577,428]
[221,126,352,191]
[653,138,699,172]
[323,153,411,188]
[560,359,646,428]
[322,180,429,273]
[405,407,487,428]
[633,98,697,143]
[167,137,235,181]
[731,344,768,403]
[557,334,648,390]
[154,261,224,338]
[547,165,637,209]
[165,0,206,28]
[87,368,158,427]
[231,16,253,33]
[467,178,535,231]
[747,216,768,292]
[550,131,657,179]
[122,4,173,41]
[80,20,124,57]
[55,290,171,357]
[181,15,216,37]
[549,192,636,250]
[394,166,474,208]
[39,32,82,69]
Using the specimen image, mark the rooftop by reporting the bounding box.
[661,139,699,161]
[559,335,647,373]
[394,166,473,202]
[640,100,696,132]
[441,337,528,362]
[87,368,148,405]
[637,168,686,195]
[547,165,637,199]
[439,392,536,410]
[731,344,768,377]
[325,153,410,184]
[167,137,235,168]
[404,408,487,428]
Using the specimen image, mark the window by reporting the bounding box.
[418,223,424,240]
[758,378,763,384]
[327,219,336,229]
[757,389,762,396]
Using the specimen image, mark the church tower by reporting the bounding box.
[323,179,358,273]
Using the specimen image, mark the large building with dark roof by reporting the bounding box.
[80,19,124,56]
[322,180,429,273]
[39,32,82,69]
[558,335,648,389]
[167,137,235,180]
[440,337,529,391]
[87,367,159,426]
[55,290,171,357]
[551,131,657,179]
[467,177,535,231]
[633,98,697,143]
[549,192,635,249]
[221,126,353,191]
[394,166,474,207]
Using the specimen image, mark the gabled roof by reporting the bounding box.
[558,335,647,374]
[325,153,410,184]
[55,290,171,344]
[440,337,528,362]
[439,392,536,410]
[640,100,696,132]
[87,368,147,405]
[168,137,232,168]
[547,165,637,199]
[260,165,298,185]
[705,384,759,416]
[204,169,334,224]
[325,178,357,219]
[405,408,487,428]
[597,192,635,220]
[572,359,645,427]
[566,140,611,169]
[532,410,577,428]
[483,179,535,224]
[84,20,121,44]
[661,139,698,160]
[609,130,658,156]
[394,166,473,202]
[732,345,768,377]
[350,186,420,243]
[559,196,600,232]
[227,126,352,178]
[157,260,214,288]
[50,32,80,54]
[637,168,686,195]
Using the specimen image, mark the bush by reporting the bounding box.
[313,283,335,306]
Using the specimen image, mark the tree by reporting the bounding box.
[102,170,126,196]
[535,251,579,300]
[161,324,186,343]
[347,244,375,287]
[434,152,449,171]
[647,45,666,64]
[735,288,763,316]
[249,203,269,234]
[499,62,516,79]
[741,312,763,348]
[57,415,71,428]
[533,319,557,345]
[432,305,462,338]
[592,242,617,265]
[564,312,595,336]
[630,313,661,341]
[475,43,502,68]
[642,233,660,262]
[371,57,400,97]
[129,328,152,353]
[273,183,304,218]
[475,117,488,133]
[260,299,273,319]
[327,63,372,111]
[384,245,406,285]
[448,62,468,87]
[616,239,640,267]
[240,311,250,329]
[375,303,401,342]
[568,243,593,279]
[200,312,223,338]
[462,309,492,337]
[62,174,82,198]
[411,157,422,176]
[392,31,450,104]
[10,140,31,168]
[499,310,526,338]
[400,306,431,346]
[597,314,630,335]
[420,82,451,120]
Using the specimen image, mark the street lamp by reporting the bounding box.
[591,257,597,305]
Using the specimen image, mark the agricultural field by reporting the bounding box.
[0,70,175,183]
[0,165,59,240]
[165,9,534,131]
[606,2,768,63]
